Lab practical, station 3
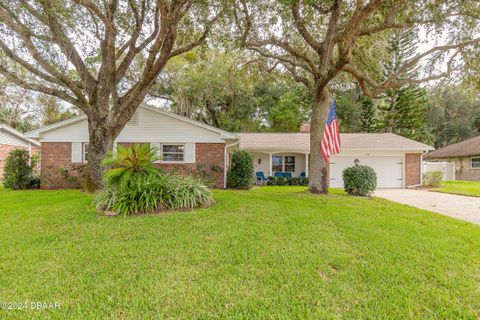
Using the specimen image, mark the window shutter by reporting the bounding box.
[71,142,82,163]
[150,142,161,163]
[185,143,195,163]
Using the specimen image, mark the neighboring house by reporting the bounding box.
[0,124,41,179]
[236,125,433,188]
[25,105,237,189]
[25,106,433,190]
[423,135,480,181]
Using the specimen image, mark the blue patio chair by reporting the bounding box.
[283,172,292,178]
[256,171,268,185]
[274,172,284,177]
[300,172,306,177]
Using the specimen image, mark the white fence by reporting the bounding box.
[423,161,455,181]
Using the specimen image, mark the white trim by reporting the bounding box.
[242,147,434,153]
[269,153,273,176]
[420,151,428,185]
[471,156,480,169]
[83,142,89,163]
[160,143,186,163]
[305,153,309,177]
[24,104,238,140]
[0,124,41,147]
[24,115,86,139]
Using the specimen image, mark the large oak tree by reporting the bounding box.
[234,0,480,193]
[0,0,223,191]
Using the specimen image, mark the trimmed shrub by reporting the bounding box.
[267,176,309,186]
[2,149,35,190]
[343,164,377,197]
[227,150,254,189]
[423,171,443,187]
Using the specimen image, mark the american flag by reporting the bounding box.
[320,100,341,163]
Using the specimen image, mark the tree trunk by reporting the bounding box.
[84,118,114,192]
[309,86,332,194]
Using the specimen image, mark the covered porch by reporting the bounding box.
[252,152,309,178]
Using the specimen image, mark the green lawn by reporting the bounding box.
[432,180,480,197]
[1,187,480,319]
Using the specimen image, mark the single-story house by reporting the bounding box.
[25,105,433,189]
[25,104,237,189]
[423,135,480,181]
[0,124,41,179]
[236,128,433,188]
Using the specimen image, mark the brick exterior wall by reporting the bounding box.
[194,143,225,188]
[39,142,225,189]
[40,142,85,189]
[0,144,39,180]
[405,153,421,187]
[155,143,225,188]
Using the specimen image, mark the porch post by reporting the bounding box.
[269,153,273,176]
[305,153,309,177]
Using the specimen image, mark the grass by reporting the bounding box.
[431,180,480,197]
[0,187,479,319]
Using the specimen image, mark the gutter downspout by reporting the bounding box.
[224,142,239,189]
[407,150,430,188]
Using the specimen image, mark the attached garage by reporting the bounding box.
[236,131,434,189]
[330,155,403,188]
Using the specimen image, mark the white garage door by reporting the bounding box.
[329,156,403,189]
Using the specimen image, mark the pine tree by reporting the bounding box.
[360,97,376,132]
[378,28,432,143]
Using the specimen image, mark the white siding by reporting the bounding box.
[185,142,195,163]
[40,108,225,143]
[150,142,161,163]
[0,130,29,148]
[71,142,82,163]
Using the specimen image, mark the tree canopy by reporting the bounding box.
[0,0,225,190]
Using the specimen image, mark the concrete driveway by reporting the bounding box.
[374,189,480,225]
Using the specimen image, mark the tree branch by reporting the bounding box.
[0,65,79,106]
[291,0,323,53]
[41,0,97,92]
[0,39,65,87]
[169,11,222,58]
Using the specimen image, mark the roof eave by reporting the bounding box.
[24,115,87,138]
[1,125,41,147]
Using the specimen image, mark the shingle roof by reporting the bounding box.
[238,132,433,152]
[424,135,480,159]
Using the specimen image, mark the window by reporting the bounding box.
[284,156,295,172]
[83,143,89,162]
[272,155,296,172]
[272,156,283,172]
[472,157,480,169]
[162,144,184,162]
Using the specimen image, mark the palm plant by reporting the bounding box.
[102,144,162,187]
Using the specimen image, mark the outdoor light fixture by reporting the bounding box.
[354,158,360,166]
[258,158,262,165]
